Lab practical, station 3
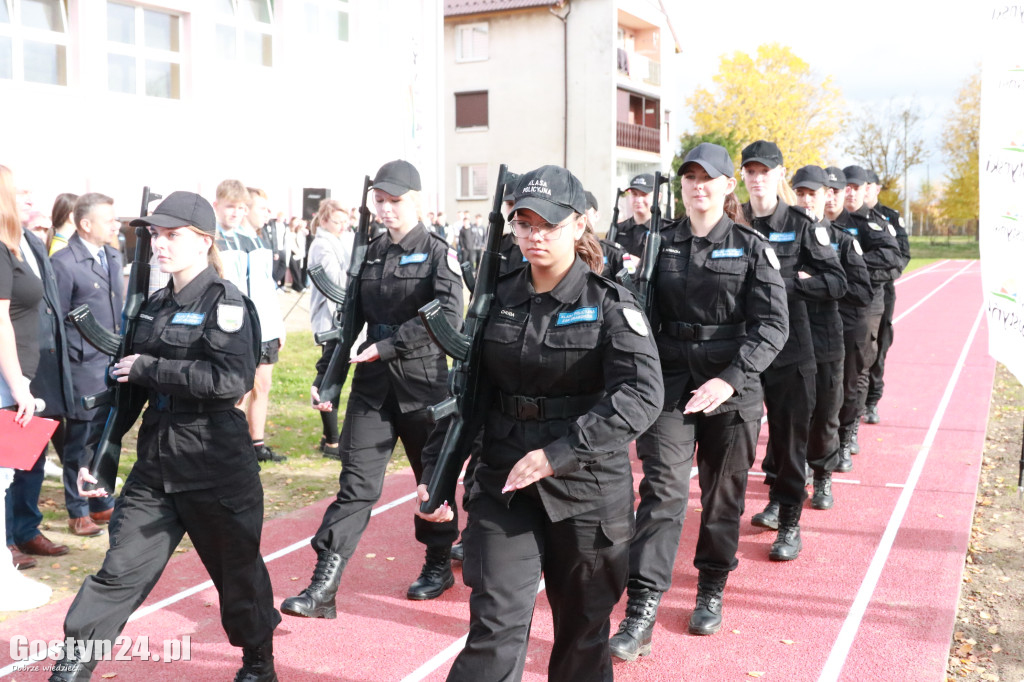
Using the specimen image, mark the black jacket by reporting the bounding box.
[614,215,650,258]
[23,230,73,418]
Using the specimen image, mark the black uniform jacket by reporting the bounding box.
[741,201,847,369]
[833,206,903,287]
[23,230,74,418]
[497,232,527,277]
[614,215,650,258]
[127,266,261,493]
[808,220,873,363]
[600,239,626,279]
[435,258,663,524]
[355,223,464,413]
[646,216,789,421]
[875,203,911,270]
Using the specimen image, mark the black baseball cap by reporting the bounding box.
[843,165,869,186]
[741,140,784,169]
[628,173,655,194]
[679,142,735,178]
[824,167,846,190]
[131,191,216,235]
[371,160,421,196]
[510,165,586,224]
[791,165,828,190]
[584,190,598,212]
[866,169,880,184]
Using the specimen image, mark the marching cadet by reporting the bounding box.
[584,190,626,279]
[51,192,279,682]
[739,142,846,560]
[281,160,465,621]
[418,165,663,681]
[610,143,788,661]
[838,165,904,459]
[792,166,873,508]
[614,173,656,258]
[862,169,911,424]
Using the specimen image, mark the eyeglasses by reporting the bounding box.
[509,217,572,241]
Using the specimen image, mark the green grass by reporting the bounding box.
[908,235,979,260]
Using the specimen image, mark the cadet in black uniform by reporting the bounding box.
[281,161,465,619]
[584,190,626,279]
[838,166,903,458]
[792,166,873,509]
[418,165,663,682]
[51,192,279,682]
[610,144,788,662]
[739,142,846,561]
[615,173,656,258]
[863,169,910,423]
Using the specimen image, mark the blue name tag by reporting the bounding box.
[844,228,858,237]
[711,248,744,259]
[522,255,529,262]
[768,232,796,243]
[831,243,839,251]
[399,253,429,265]
[555,307,599,326]
[171,312,205,326]
[602,256,608,264]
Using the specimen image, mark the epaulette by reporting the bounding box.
[733,223,768,241]
[786,204,817,224]
[428,231,451,249]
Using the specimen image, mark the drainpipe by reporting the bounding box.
[550,1,571,167]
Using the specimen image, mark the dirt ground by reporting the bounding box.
[946,363,1024,682]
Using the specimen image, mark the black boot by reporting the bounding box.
[751,500,779,530]
[450,541,464,563]
[234,641,278,682]
[769,504,802,561]
[836,429,853,473]
[849,422,861,454]
[47,642,94,682]
[608,589,662,661]
[688,571,728,635]
[281,551,344,618]
[407,545,454,600]
[863,403,880,424]
[811,473,834,510]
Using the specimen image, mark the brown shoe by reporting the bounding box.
[17,534,70,556]
[8,545,37,570]
[67,516,104,538]
[90,509,113,525]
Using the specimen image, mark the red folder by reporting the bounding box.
[0,410,59,470]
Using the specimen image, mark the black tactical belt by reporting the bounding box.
[151,394,237,413]
[662,321,747,341]
[368,323,401,340]
[497,391,601,421]
[806,300,837,314]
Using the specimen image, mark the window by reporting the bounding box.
[216,0,274,67]
[457,165,488,200]
[455,91,487,129]
[107,2,181,99]
[0,0,68,85]
[455,22,487,62]
[304,0,349,42]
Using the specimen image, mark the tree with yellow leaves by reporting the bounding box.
[686,43,844,173]
[938,69,980,227]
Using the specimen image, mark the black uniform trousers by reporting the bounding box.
[62,409,116,518]
[759,361,815,505]
[839,308,870,432]
[866,280,896,406]
[62,472,279,669]
[312,391,459,558]
[807,357,844,474]
[447,492,632,682]
[854,290,886,421]
[629,407,760,593]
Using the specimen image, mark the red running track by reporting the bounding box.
[0,259,991,681]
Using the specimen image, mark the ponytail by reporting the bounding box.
[578,219,605,273]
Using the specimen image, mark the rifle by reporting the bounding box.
[605,187,624,244]
[460,261,476,294]
[635,172,667,319]
[68,186,160,493]
[307,175,373,407]
[416,164,514,514]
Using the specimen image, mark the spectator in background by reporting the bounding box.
[286,217,308,292]
[51,192,124,537]
[48,193,78,256]
[24,211,49,243]
[247,189,287,289]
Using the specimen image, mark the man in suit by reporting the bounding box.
[51,193,125,537]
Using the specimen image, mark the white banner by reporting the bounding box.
[979,5,1024,385]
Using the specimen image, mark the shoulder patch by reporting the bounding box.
[217,304,245,333]
[887,224,897,237]
[868,222,883,231]
[898,216,905,228]
[765,247,781,270]
[622,307,648,336]
[853,241,863,256]
[814,226,830,246]
[446,248,461,275]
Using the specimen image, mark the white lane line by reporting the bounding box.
[894,259,948,286]
[817,303,984,682]
[0,489,423,678]
[893,260,975,326]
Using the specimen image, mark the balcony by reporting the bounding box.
[617,121,660,154]
[617,49,661,87]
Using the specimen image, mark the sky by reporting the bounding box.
[657,0,984,197]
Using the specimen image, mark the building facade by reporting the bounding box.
[443,0,673,229]
[2,0,443,222]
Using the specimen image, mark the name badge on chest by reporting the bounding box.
[555,306,598,326]
[171,312,205,326]
[768,232,796,243]
[711,248,744,259]
[399,253,429,265]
